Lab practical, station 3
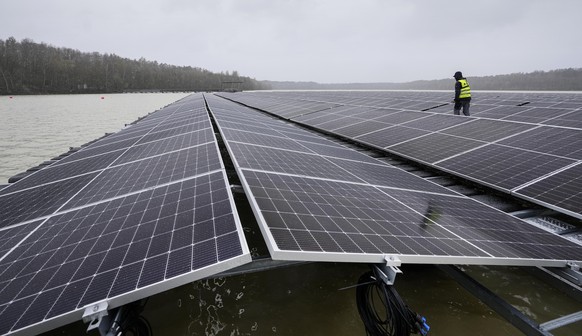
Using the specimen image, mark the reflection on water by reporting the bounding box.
[3,94,581,335]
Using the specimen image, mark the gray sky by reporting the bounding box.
[2,0,581,83]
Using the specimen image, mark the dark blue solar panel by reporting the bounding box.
[0,173,99,229]
[436,144,576,191]
[0,94,251,335]
[515,163,582,218]
[1,150,125,193]
[356,126,430,148]
[242,170,582,262]
[441,119,536,142]
[63,143,222,210]
[115,128,215,164]
[388,133,486,164]
[499,126,582,160]
[0,172,247,335]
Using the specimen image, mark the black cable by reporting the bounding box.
[108,299,153,336]
[356,268,429,336]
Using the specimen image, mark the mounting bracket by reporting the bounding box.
[374,256,403,285]
[563,262,582,285]
[82,301,110,334]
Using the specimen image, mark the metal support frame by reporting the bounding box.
[540,310,582,332]
[437,265,553,336]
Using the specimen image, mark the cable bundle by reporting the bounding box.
[356,268,429,336]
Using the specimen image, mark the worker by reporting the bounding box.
[453,71,471,116]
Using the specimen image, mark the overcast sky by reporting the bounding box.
[2,0,581,83]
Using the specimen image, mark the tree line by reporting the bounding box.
[0,37,268,95]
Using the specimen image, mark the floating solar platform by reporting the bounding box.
[207,94,582,269]
[0,94,251,335]
[3,90,582,335]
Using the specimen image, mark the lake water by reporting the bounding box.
[1,93,581,335]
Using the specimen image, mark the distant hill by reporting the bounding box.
[0,37,268,95]
[263,68,582,91]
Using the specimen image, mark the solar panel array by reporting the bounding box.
[205,94,582,268]
[219,91,582,220]
[0,94,250,335]
[2,90,582,335]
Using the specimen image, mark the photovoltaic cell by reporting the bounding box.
[312,116,362,130]
[135,122,211,145]
[384,188,582,260]
[115,128,215,164]
[0,149,126,193]
[388,133,486,164]
[515,163,582,218]
[356,126,430,148]
[436,144,576,191]
[441,119,536,142]
[324,158,459,196]
[220,128,301,151]
[498,126,582,160]
[227,142,365,182]
[401,114,472,132]
[501,107,573,124]
[542,110,582,129]
[52,137,140,165]
[297,141,381,164]
[0,173,99,229]
[62,143,222,210]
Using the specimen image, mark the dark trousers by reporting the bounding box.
[454,100,470,116]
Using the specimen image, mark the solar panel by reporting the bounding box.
[51,137,141,165]
[333,119,393,138]
[241,170,582,264]
[0,150,125,193]
[471,105,530,119]
[226,142,365,182]
[373,111,427,125]
[542,110,582,129]
[441,119,536,142]
[0,172,249,335]
[207,94,582,268]
[62,143,222,210]
[219,91,582,222]
[388,133,486,164]
[501,107,573,124]
[401,114,473,132]
[514,162,582,218]
[0,94,251,335]
[498,126,582,160]
[0,173,99,229]
[436,144,576,191]
[356,126,431,148]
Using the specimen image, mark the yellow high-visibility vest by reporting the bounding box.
[458,79,471,99]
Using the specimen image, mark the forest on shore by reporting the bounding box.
[2,37,581,94]
[0,37,267,95]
